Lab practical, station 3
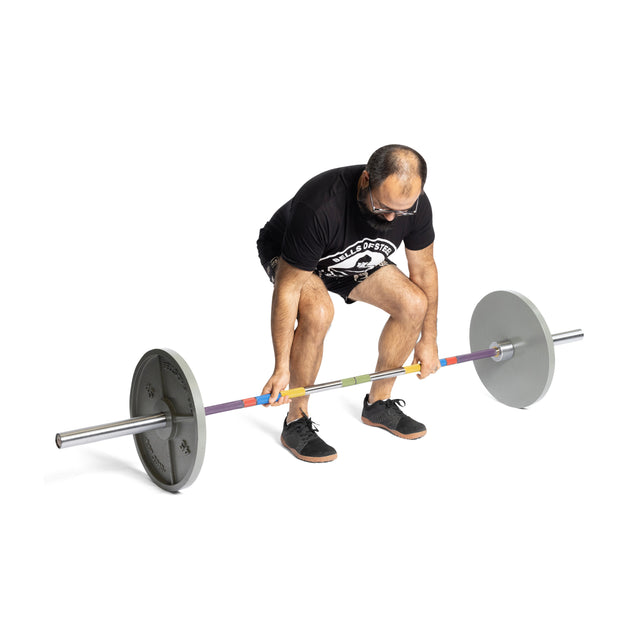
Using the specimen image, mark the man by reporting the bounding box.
[257,144,440,462]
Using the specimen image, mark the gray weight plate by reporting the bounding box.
[469,291,555,408]
[130,349,206,492]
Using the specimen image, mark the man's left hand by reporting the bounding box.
[412,339,440,379]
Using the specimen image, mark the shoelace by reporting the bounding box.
[292,412,320,445]
[383,398,406,413]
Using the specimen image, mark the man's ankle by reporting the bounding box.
[286,409,307,424]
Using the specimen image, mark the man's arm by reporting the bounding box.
[261,259,314,404]
[406,243,440,378]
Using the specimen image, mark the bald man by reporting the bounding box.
[257,144,439,462]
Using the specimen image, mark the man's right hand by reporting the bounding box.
[261,369,291,406]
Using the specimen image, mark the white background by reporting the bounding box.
[3,1,639,638]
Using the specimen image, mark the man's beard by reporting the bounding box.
[356,189,395,233]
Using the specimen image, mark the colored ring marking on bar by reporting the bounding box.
[404,364,421,374]
[283,387,306,398]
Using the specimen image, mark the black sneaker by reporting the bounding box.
[281,412,338,463]
[361,395,426,439]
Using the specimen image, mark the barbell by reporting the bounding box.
[55,290,583,492]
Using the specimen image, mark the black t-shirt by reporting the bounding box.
[257,165,435,281]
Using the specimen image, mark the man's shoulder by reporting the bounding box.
[294,164,364,208]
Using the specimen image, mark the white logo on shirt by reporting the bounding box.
[318,238,397,278]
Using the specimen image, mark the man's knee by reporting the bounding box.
[298,285,334,337]
[395,284,428,327]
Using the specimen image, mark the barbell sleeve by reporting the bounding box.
[552,330,584,345]
[56,414,167,449]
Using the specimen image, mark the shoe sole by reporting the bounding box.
[280,436,338,463]
[361,417,426,440]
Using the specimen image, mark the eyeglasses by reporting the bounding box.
[369,186,419,216]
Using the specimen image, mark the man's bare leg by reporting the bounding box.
[286,274,334,422]
[349,266,427,403]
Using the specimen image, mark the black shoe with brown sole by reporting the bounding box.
[361,395,426,439]
[281,412,338,462]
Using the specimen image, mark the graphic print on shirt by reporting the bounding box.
[317,238,397,279]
